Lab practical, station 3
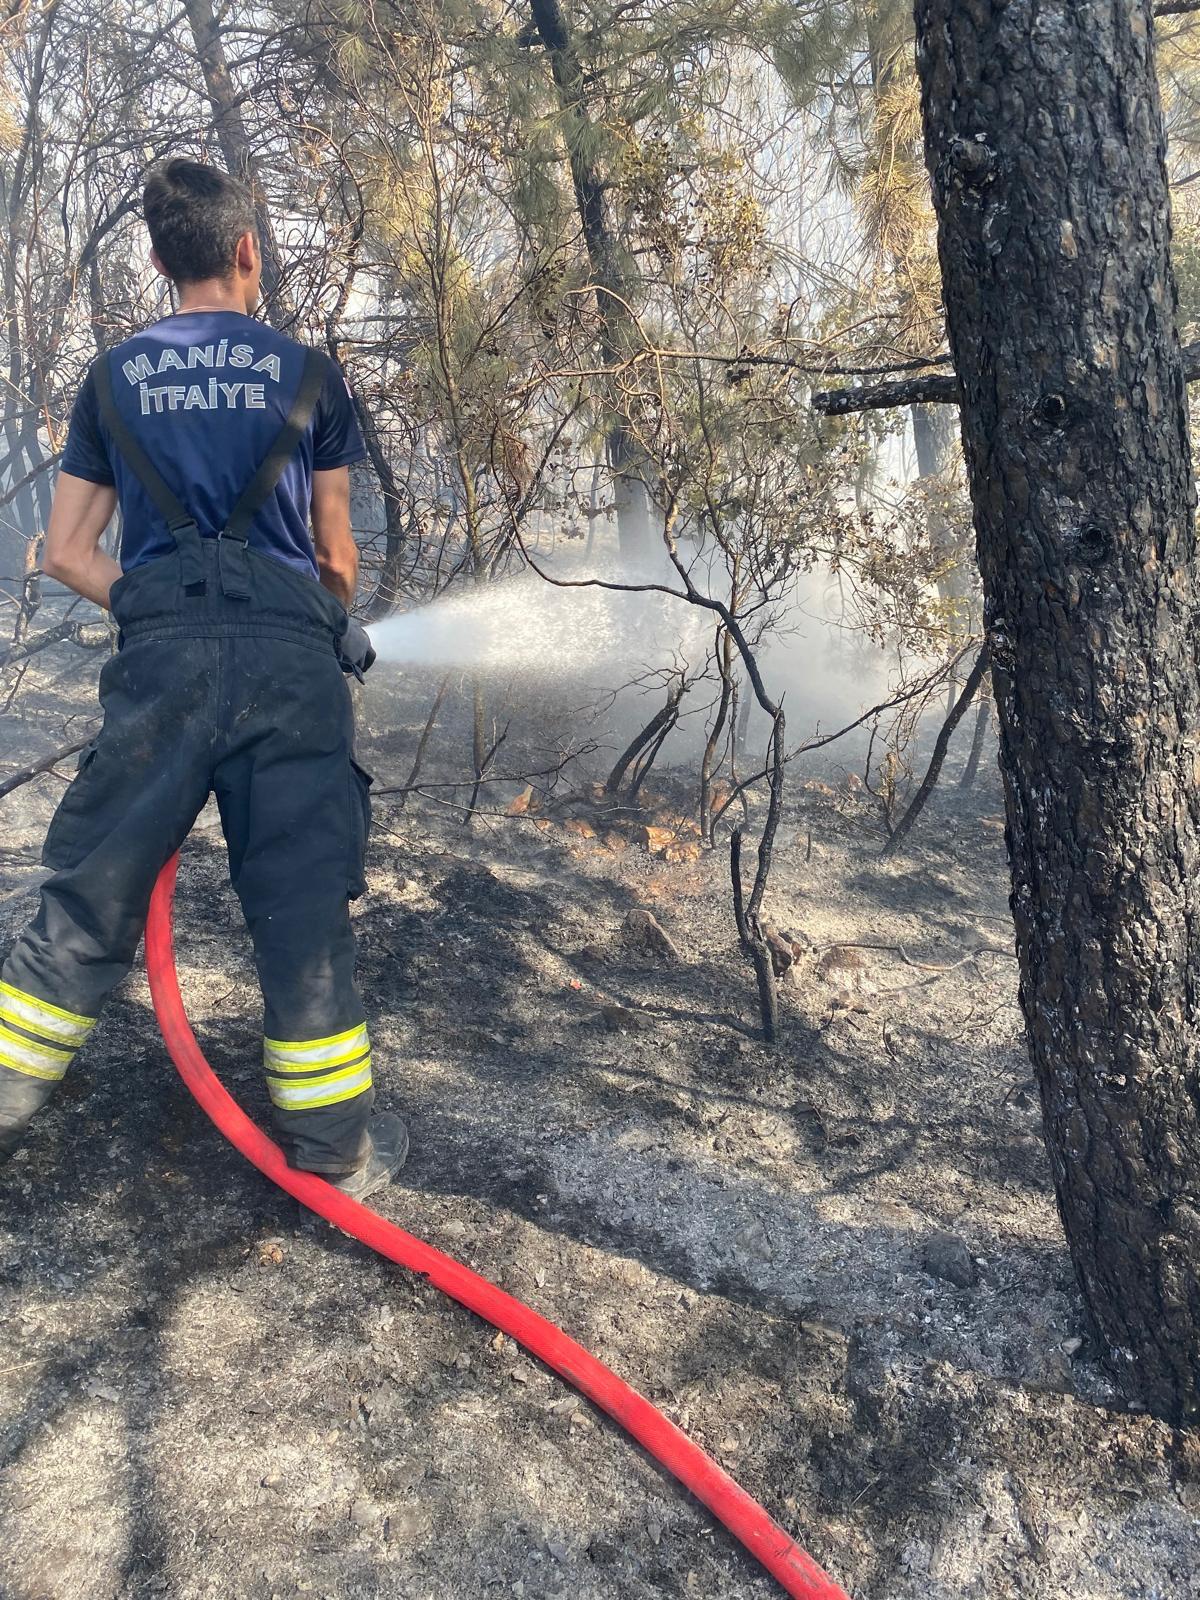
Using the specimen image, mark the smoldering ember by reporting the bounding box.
[2,4,1199,1600]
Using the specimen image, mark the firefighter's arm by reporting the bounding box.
[41,471,123,610]
[311,466,359,608]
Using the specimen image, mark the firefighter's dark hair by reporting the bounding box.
[142,159,257,284]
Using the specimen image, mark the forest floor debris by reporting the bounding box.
[0,660,1198,1600]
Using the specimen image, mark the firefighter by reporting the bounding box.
[0,158,407,1199]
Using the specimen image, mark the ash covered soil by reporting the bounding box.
[2,651,1199,1600]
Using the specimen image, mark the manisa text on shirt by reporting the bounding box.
[121,340,284,414]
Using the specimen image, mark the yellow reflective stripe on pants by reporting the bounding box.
[0,1022,75,1081]
[266,1056,373,1110]
[0,980,95,1047]
[263,1022,369,1071]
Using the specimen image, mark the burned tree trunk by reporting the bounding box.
[959,691,992,791]
[731,827,778,1045]
[526,0,655,564]
[915,0,1200,1422]
[700,629,735,843]
[353,395,411,618]
[604,677,686,798]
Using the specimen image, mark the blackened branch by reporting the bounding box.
[813,340,1200,416]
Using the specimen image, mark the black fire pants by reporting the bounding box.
[0,539,375,1175]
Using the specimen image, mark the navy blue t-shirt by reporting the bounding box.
[60,310,367,580]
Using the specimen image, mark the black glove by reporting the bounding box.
[339,618,377,682]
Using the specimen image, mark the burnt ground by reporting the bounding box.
[1,647,1199,1600]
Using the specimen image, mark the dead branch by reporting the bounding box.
[0,737,92,802]
[814,341,1200,415]
[464,716,510,821]
[882,645,991,856]
[861,717,904,837]
[626,708,679,804]
[394,673,451,812]
[373,744,599,800]
[815,939,1016,968]
[605,675,687,796]
[700,629,734,842]
[813,371,959,415]
[708,643,976,835]
[1,617,108,670]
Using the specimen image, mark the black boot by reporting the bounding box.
[0,1071,56,1164]
[326,1111,409,1201]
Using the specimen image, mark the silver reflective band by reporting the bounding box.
[266,1059,373,1110]
[0,980,95,1047]
[263,1022,369,1071]
[0,1022,74,1081]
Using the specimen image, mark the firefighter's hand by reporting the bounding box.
[340,618,377,681]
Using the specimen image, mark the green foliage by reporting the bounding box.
[1174,212,1200,343]
[10,0,962,648]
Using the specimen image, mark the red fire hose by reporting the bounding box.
[145,852,850,1600]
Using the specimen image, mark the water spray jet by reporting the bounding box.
[366,565,706,680]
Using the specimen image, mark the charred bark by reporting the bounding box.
[731,826,778,1044]
[915,0,1200,1422]
[626,712,678,805]
[604,678,686,797]
[700,629,734,843]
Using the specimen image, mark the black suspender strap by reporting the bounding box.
[223,348,329,543]
[91,353,208,589]
[92,344,331,601]
[217,347,329,600]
